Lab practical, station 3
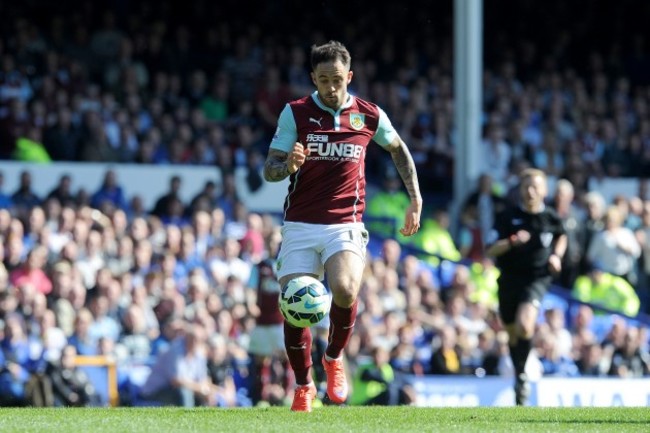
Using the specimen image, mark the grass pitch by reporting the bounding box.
[0,406,647,433]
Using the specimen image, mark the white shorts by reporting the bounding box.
[276,222,369,280]
[248,324,285,357]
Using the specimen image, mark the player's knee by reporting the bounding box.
[519,323,535,339]
[330,285,357,307]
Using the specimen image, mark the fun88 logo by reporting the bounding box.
[307,142,363,159]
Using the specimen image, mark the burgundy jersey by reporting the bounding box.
[255,260,284,326]
[270,92,397,224]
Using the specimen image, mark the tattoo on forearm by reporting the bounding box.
[264,152,290,182]
[390,142,421,202]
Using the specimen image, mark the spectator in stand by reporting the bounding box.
[130,239,154,286]
[48,260,80,337]
[139,324,213,407]
[67,308,98,356]
[462,173,507,250]
[0,172,14,209]
[90,169,127,211]
[608,326,650,378]
[190,210,215,260]
[174,232,203,287]
[635,201,650,313]
[246,259,286,406]
[467,259,500,312]
[35,309,67,364]
[551,179,585,289]
[24,206,47,252]
[9,246,52,295]
[0,313,43,406]
[409,207,461,267]
[569,305,597,352]
[480,124,512,191]
[206,335,240,407]
[457,205,487,262]
[586,206,641,286]
[3,232,25,274]
[150,318,185,358]
[106,235,134,276]
[47,174,77,207]
[366,171,412,241]
[580,191,606,273]
[188,181,218,216]
[0,208,13,238]
[480,330,514,377]
[183,274,209,321]
[76,230,106,290]
[200,74,230,123]
[43,107,81,161]
[600,316,628,364]
[117,304,152,362]
[573,262,640,317]
[350,345,414,406]
[216,173,240,224]
[575,342,609,377]
[239,213,265,265]
[48,207,75,255]
[44,344,99,407]
[532,134,565,177]
[209,237,251,289]
[151,175,182,221]
[542,308,573,358]
[535,330,580,377]
[87,294,121,344]
[11,171,40,218]
[606,196,629,230]
[429,325,464,375]
[389,324,423,376]
[255,66,294,138]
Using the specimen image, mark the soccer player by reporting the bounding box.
[263,40,422,412]
[486,168,567,405]
[246,259,288,405]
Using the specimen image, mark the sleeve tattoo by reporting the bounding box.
[388,139,422,203]
[263,149,291,182]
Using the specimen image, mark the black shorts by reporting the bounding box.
[497,275,551,325]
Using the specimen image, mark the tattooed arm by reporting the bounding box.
[386,135,422,205]
[263,143,310,182]
[386,135,423,236]
[264,148,291,182]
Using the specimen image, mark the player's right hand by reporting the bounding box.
[287,142,310,174]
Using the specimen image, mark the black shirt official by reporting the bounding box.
[486,168,567,406]
[494,206,565,279]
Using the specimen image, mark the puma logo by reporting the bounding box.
[309,117,322,128]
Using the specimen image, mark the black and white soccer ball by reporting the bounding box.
[278,275,330,328]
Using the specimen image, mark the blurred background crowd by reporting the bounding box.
[0,0,649,408]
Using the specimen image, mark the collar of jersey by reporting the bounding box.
[519,203,546,214]
[311,91,354,114]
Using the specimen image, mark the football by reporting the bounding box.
[278,275,331,328]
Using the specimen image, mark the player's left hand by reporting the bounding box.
[548,253,562,274]
[399,202,421,237]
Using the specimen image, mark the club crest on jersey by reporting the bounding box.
[540,232,553,247]
[350,113,365,130]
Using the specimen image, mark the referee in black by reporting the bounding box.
[486,168,567,405]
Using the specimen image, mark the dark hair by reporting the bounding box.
[310,40,351,70]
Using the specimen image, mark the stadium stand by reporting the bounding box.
[0,0,648,407]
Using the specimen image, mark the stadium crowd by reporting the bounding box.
[0,0,649,407]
